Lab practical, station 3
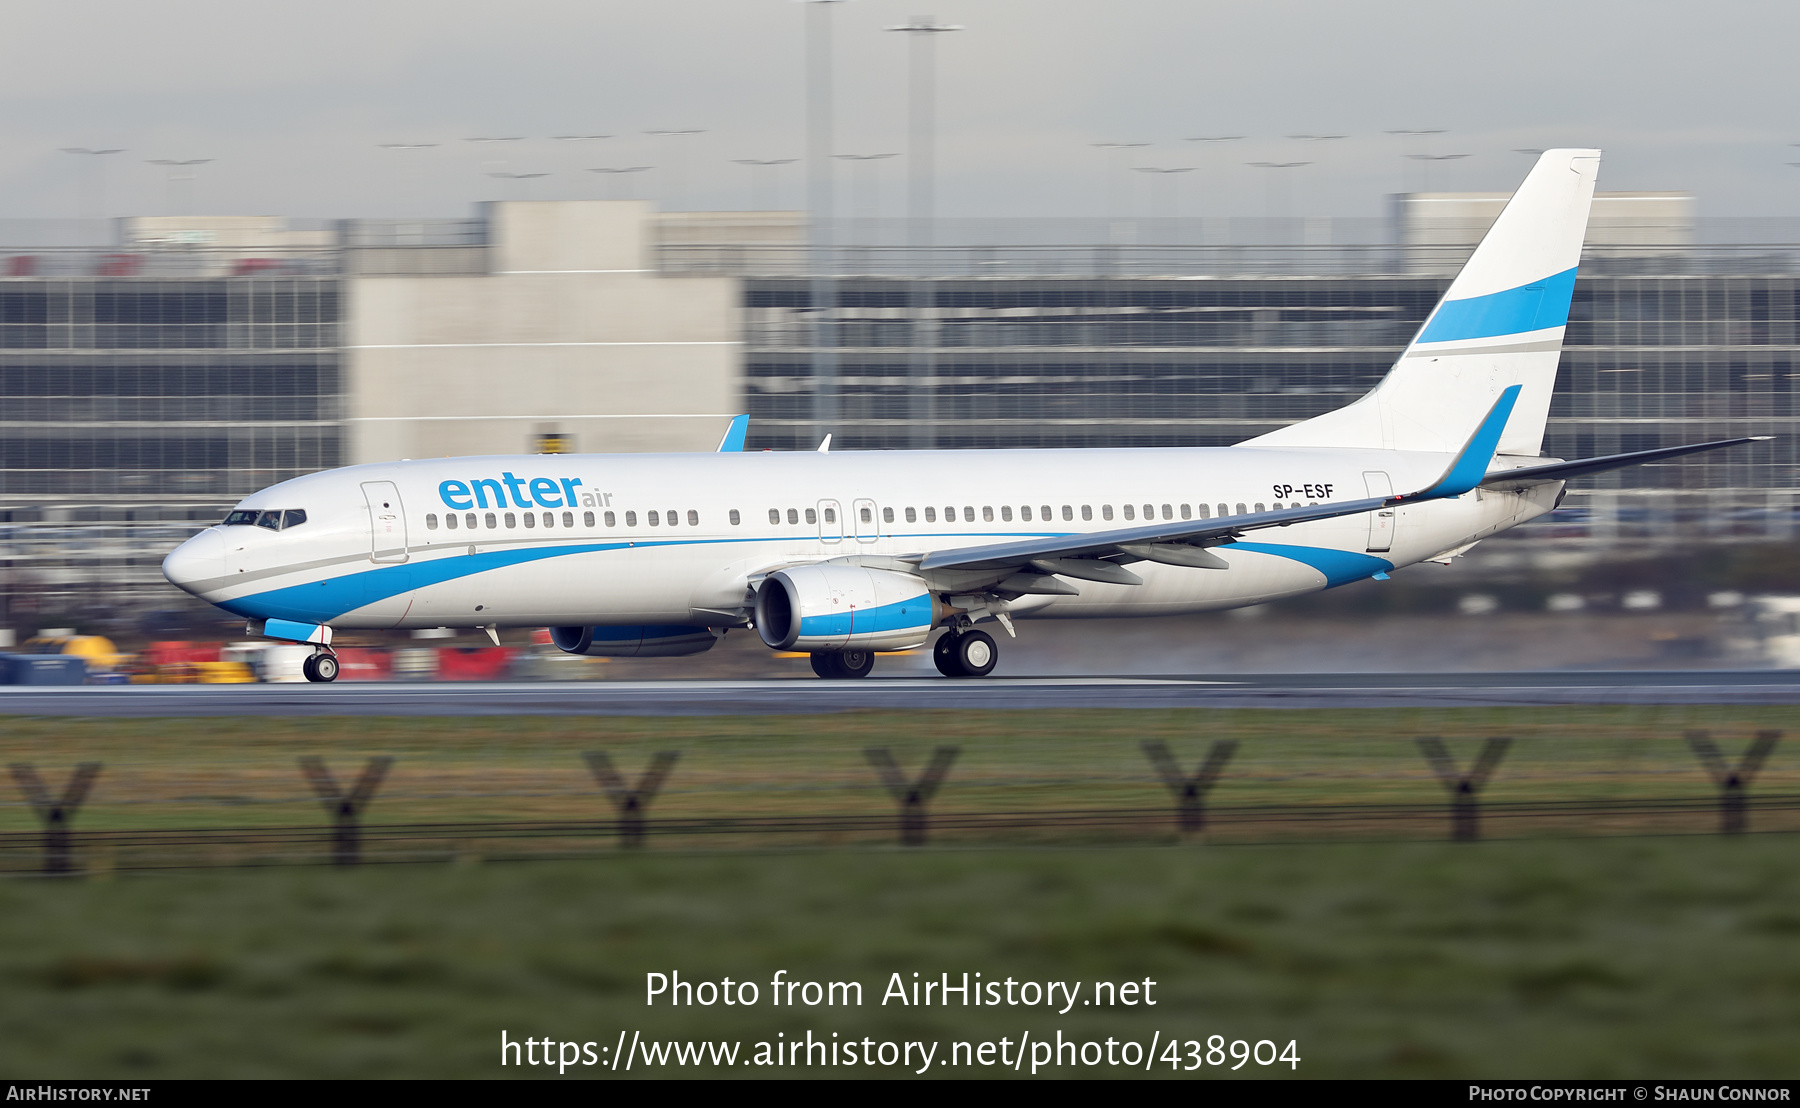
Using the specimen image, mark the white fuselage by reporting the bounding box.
[162,445,1559,632]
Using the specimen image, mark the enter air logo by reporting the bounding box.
[439,473,592,510]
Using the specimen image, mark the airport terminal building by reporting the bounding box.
[3,197,1798,620]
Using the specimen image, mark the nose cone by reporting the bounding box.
[163,528,227,597]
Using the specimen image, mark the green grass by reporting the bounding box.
[0,838,1797,1078]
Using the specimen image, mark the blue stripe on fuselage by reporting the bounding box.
[1416,266,1578,344]
[1227,542,1394,587]
[797,593,934,639]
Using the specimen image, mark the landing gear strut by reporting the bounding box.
[809,649,876,679]
[302,649,339,683]
[934,628,998,678]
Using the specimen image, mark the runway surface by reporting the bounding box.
[3,671,1800,716]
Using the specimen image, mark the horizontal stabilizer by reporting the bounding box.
[1481,436,1769,487]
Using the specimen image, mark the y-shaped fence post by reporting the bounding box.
[1416,737,1511,842]
[865,747,959,846]
[1141,739,1237,834]
[1686,730,1780,836]
[583,751,679,848]
[298,756,393,866]
[9,762,101,875]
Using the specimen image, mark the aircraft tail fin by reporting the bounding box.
[1247,148,1600,456]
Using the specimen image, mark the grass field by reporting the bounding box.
[0,706,1797,1079]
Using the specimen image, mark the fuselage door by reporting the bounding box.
[853,498,879,544]
[1363,471,1394,553]
[818,499,843,544]
[362,480,409,563]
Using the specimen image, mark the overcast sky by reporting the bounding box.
[3,0,1798,222]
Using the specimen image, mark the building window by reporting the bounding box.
[1123,504,1135,521]
[1001,505,1013,522]
[905,507,917,523]
[688,510,699,526]
[883,506,895,523]
[729,509,741,525]
[625,511,637,526]
[426,513,438,530]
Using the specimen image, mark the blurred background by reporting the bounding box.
[5,0,1800,680]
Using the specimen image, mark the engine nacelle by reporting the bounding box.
[754,565,937,652]
[548,625,722,658]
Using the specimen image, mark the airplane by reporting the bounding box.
[162,149,1763,682]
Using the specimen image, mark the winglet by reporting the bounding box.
[716,414,749,452]
[817,434,832,453]
[1413,384,1522,499]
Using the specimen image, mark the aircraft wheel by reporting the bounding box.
[809,652,837,678]
[952,630,998,677]
[836,649,875,678]
[933,632,965,677]
[304,653,339,683]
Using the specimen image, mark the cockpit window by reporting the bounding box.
[223,508,308,530]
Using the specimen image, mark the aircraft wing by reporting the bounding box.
[1479,436,1768,488]
[919,385,1525,578]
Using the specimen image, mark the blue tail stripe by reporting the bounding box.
[1417,266,1578,344]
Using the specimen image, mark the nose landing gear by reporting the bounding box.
[933,628,998,678]
[302,649,340,683]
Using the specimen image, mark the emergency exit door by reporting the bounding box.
[362,481,409,563]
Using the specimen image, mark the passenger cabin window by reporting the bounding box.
[465,513,477,529]
[523,512,536,529]
[1162,504,1173,520]
[1181,504,1192,520]
[1021,506,1032,522]
[1081,505,1092,521]
[787,508,799,525]
[485,512,498,528]
[806,508,817,525]
[1218,504,1228,517]
[504,512,517,528]
[1061,505,1073,521]
[445,513,458,530]
[1197,504,1210,520]
[1235,503,1246,515]
[562,511,574,527]
[1142,504,1153,519]
[648,511,660,526]
[729,509,741,526]
[1101,505,1112,521]
[963,506,975,523]
[625,511,637,527]
[1041,504,1052,521]
[769,509,780,524]
[883,507,895,524]
[426,514,439,530]
[1255,503,1265,513]
[905,507,917,523]
[688,510,699,526]
[599,511,611,527]
[667,508,677,525]
[1123,504,1135,520]
[584,511,596,527]
[1001,506,1013,522]
[823,506,836,523]
[925,507,936,522]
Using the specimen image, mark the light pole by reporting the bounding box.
[487,171,550,201]
[1133,166,1195,243]
[1252,160,1310,228]
[587,167,652,201]
[644,129,706,211]
[834,153,899,244]
[553,135,611,200]
[61,148,124,221]
[889,14,963,449]
[377,142,438,216]
[802,0,847,438]
[1385,129,1446,191]
[147,159,212,216]
[1184,136,1244,235]
[733,159,797,210]
[1406,152,1469,192]
[1092,141,1149,223]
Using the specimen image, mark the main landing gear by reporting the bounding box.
[934,628,998,678]
[809,649,876,679]
[302,649,339,683]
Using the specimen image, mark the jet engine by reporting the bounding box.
[548,625,722,658]
[754,564,938,652]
